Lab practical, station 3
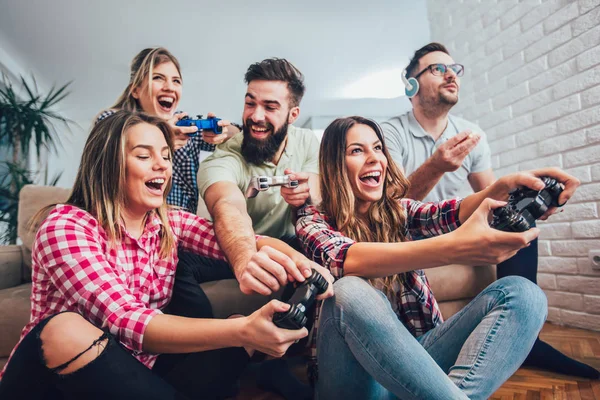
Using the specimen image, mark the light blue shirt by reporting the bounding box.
[381,110,492,202]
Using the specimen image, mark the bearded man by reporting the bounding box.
[165,58,320,400]
[197,58,320,294]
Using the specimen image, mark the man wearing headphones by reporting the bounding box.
[382,42,490,202]
[381,42,599,380]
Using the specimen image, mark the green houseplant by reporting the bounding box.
[0,74,71,244]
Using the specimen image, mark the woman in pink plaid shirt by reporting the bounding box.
[295,116,580,400]
[0,110,333,399]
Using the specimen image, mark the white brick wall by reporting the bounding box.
[427,0,600,331]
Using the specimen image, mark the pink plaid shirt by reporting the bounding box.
[296,198,463,380]
[1,204,230,378]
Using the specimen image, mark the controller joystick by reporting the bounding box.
[273,269,329,330]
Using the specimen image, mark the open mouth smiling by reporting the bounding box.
[359,171,382,186]
[157,96,175,112]
[249,123,272,138]
[145,177,165,193]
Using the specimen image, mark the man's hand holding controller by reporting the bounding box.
[236,245,333,297]
[245,175,300,198]
[281,168,312,207]
[234,251,333,356]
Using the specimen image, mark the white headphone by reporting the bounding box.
[401,69,419,98]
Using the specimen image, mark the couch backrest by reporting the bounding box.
[17,185,72,273]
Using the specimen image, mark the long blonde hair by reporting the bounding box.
[111,47,182,112]
[34,111,176,258]
[319,116,411,289]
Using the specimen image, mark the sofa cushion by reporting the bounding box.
[426,264,496,303]
[0,245,22,290]
[0,283,31,359]
[17,185,71,273]
[201,279,278,319]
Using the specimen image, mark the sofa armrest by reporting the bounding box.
[0,245,24,290]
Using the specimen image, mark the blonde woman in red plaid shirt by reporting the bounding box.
[295,116,580,400]
[0,110,333,400]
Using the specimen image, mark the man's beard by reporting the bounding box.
[438,89,459,106]
[419,83,458,117]
[241,118,289,165]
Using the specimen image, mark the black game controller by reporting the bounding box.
[491,176,564,232]
[176,115,222,134]
[273,269,329,330]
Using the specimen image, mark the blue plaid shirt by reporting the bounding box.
[96,110,215,213]
[168,134,215,212]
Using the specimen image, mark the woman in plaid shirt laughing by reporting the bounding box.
[296,116,580,400]
[0,110,333,399]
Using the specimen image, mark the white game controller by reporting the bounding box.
[245,175,299,198]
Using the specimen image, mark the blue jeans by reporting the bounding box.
[317,276,547,400]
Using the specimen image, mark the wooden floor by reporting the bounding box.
[236,323,600,400]
[490,323,600,400]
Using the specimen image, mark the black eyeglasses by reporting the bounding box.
[413,63,465,79]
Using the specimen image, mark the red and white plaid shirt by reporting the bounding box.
[1,204,231,378]
[296,197,463,378]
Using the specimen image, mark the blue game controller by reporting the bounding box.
[176,115,222,134]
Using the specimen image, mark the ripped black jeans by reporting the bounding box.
[0,312,249,400]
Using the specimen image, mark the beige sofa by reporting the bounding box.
[0,185,495,370]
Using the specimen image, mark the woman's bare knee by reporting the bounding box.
[40,312,108,375]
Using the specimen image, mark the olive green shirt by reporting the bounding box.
[198,125,319,238]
